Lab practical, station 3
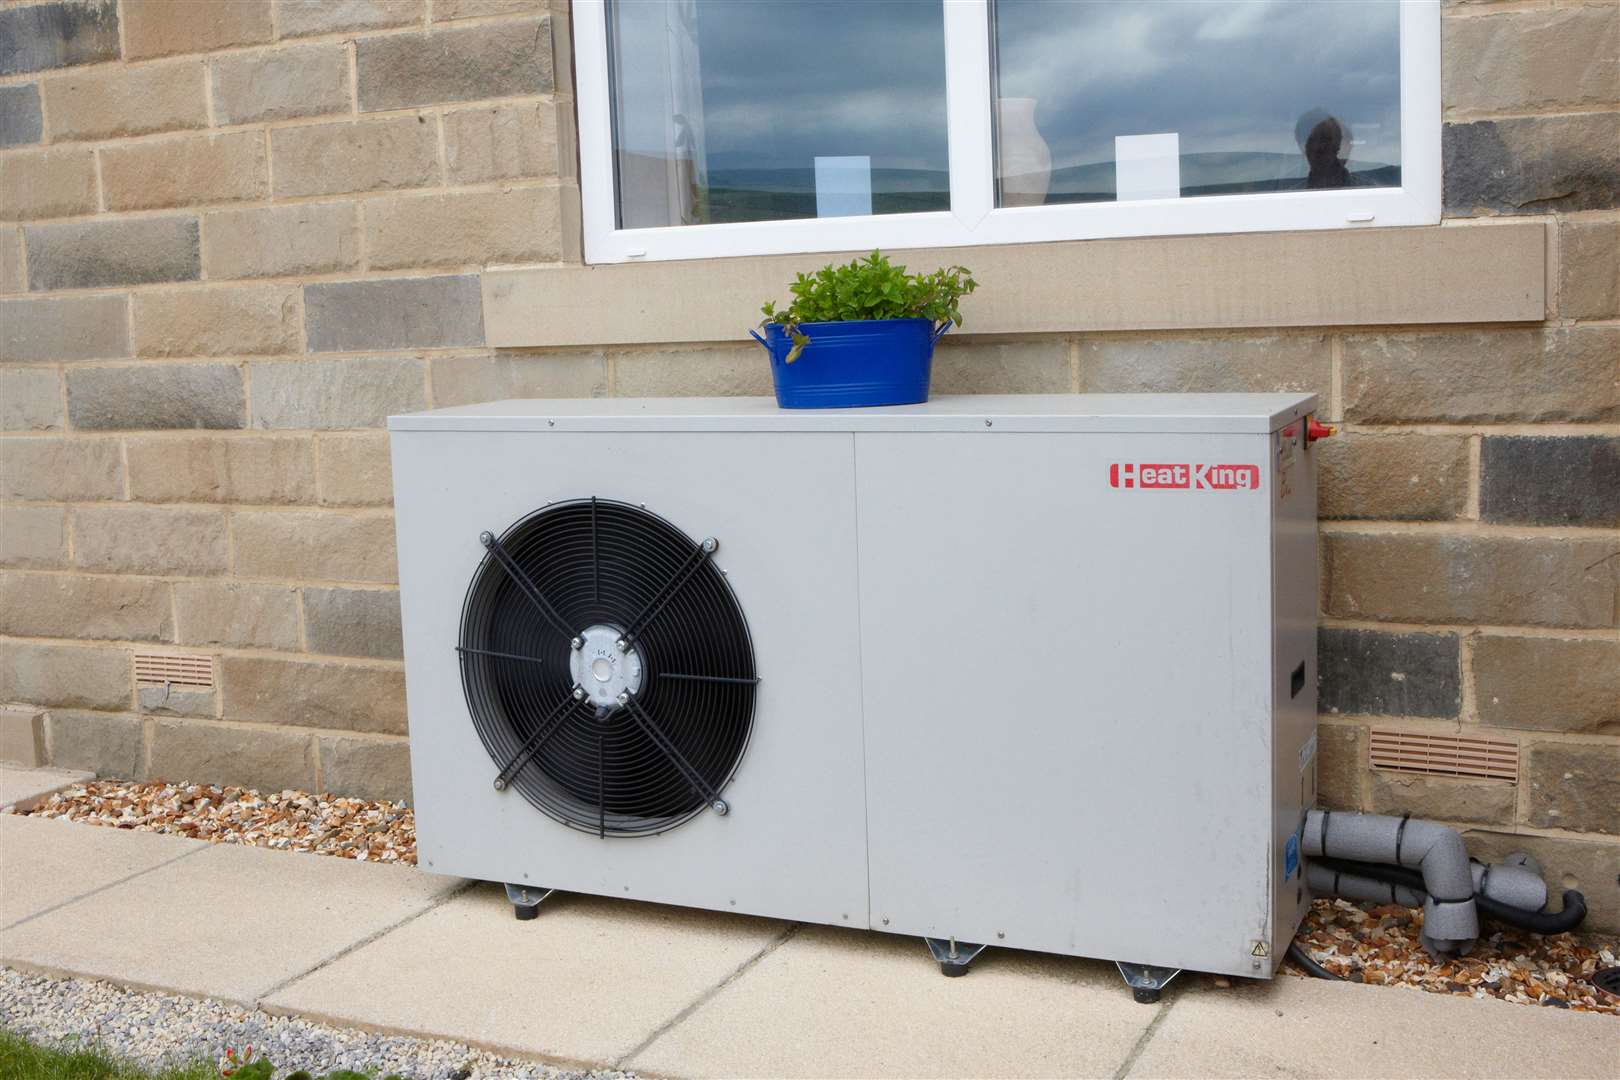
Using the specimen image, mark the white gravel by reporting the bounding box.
[0,967,637,1080]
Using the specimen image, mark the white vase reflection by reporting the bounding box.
[997,96,1052,207]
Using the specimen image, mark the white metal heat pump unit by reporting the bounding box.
[389,393,1324,1000]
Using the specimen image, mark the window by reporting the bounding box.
[574,0,1439,264]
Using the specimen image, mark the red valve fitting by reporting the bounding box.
[1307,418,1337,443]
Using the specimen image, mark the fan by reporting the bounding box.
[458,498,757,837]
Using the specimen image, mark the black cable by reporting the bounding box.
[1480,889,1586,934]
[1287,942,1345,981]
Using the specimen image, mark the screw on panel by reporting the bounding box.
[984,419,993,427]
[701,537,719,553]
[479,531,494,547]
[492,777,507,791]
[711,799,729,815]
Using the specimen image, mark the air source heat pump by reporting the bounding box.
[389,393,1324,999]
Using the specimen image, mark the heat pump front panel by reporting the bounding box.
[857,431,1278,977]
[390,430,870,928]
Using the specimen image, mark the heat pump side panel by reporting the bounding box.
[859,431,1276,978]
[391,429,870,929]
[1268,421,1321,968]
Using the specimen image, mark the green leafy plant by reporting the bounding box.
[220,1047,399,1080]
[760,250,976,362]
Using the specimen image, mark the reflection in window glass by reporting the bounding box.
[992,0,1402,207]
[608,0,949,229]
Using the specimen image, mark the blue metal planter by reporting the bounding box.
[750,318,948,409]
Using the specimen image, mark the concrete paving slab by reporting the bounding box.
[0,814,206,928]
[625,924,1159,1079]
[0,839,461,1006]
[262,884,792,1068]
[1,765,95,812]
[1125,975,1618,1079]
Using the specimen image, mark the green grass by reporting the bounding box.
[0,1030,219,1080]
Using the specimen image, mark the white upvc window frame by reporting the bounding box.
[574,0,1441,265]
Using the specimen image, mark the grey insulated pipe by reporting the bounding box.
[1305,862,1426,908]
[1473,858,1547,913]
[1306,858,1547,914]
[1302,810,1478,956]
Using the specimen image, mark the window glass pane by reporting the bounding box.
[991,0,1402,207]
[608,0,949,229]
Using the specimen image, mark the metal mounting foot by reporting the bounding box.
[1116,961,1181,1003]
[505,882,554,921]
[924,936,987,977]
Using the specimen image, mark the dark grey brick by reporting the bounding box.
[0,84,44,147]
[67,364,243,431]
[25,217,200,291]
[1481,436,1620,527]
[356,19,552,112]
[1318,628,1460,719]
[1445,114,1620,215]
[303,586,403,660]
[303,275,484,352]
[0,1,121,77]
[47,711,145,779]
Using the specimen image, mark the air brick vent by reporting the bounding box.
[1369,729,1518,783]
[133,651,214,688]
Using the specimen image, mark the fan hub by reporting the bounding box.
[570,624,643,708]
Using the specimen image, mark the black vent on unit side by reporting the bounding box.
[459,498,756,837]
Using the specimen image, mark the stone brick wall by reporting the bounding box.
[0,1,1616,925]
[1,0,574,804]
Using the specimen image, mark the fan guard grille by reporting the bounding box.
[459,499,756,837]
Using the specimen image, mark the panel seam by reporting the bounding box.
[1112,993,1177,1079]
[253,877,475,1005]
[849,430,875,933]
[614,921,801,1069]
[0,838,209,933]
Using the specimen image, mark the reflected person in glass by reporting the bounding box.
[1294,108,1363,190]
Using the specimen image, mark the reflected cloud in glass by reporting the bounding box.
[992,0,1403,206]
[610,0,949,229]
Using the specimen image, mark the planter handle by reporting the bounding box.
[933,322,953,343]
[748,328,769,350]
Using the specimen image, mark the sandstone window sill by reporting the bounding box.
[481,223,1546,349]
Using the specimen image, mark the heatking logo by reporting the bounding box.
[1109,462,1260,491]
